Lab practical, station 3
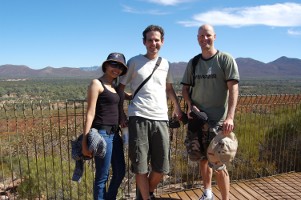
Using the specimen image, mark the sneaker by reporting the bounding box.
[199,193,214,200]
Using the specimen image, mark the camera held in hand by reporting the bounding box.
[179,111,188,124]
[169,111,188,129]
[191,106,208,122]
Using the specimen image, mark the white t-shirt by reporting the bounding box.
[120,54,173,120]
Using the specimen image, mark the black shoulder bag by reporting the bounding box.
[131,57,162,100]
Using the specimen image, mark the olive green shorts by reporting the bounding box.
[128,116,170,174]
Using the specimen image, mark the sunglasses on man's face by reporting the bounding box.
[109,62,124,70]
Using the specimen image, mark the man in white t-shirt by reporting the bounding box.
[118,25,182,200]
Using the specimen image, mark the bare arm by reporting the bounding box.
[166,83,182,119]
[116,83,128,128]
[223,80,239,135]
[182,84,194,118]
[82,79,103,157]
[124,91,132,100]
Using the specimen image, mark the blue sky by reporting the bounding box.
[1,0,301,69]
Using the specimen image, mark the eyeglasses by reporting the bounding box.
[109,62,124,70]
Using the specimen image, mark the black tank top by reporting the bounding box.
[92,79,120,128]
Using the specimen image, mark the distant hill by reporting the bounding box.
[171,56,301,80]
[0,56,300,80]
[0,65,100,79]
[79,66,99,71]
[236,56,301,79]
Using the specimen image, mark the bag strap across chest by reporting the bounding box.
[132,57,162,99]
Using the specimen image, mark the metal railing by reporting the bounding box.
[0,94,300,199]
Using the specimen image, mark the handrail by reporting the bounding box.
[0,94,300,199]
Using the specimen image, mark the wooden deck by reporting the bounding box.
[157,172,301,200]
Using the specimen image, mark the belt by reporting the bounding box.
[96,125,120,134]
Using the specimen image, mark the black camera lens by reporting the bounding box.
[169,118,180,129]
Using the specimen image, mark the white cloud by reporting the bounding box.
[178,3,301,27]
[288,29,301,36]
[122,5,170,15]
[146,0,193,6]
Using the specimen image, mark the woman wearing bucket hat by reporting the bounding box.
[82,52,128,200]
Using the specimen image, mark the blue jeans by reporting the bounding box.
[94,130,125,200]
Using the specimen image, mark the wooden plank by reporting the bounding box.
[230,182,255,200]
[168,192,181,199]
[246,180,273,199]
[211,187,222,200]
[214,185,238,200]
[185,189,199,200]
[237,182,268,200]
[159,193,171,198]
[229,185,250,200]
[191,188,203,197]
[256,176,301,199]
[228,190,239,200]
[158,173,301,200]
[176,191,191,200]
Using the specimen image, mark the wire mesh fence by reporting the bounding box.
[0,94,300,199]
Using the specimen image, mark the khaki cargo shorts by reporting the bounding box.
[184,117,219,162]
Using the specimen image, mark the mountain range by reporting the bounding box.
[0,56,300,80]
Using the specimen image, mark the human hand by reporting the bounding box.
[188,105,200,119]
[82,136,92,157]
[172,107,183,121]
[119,112,128,128]
[186,104,196,119]
[82,146,92,158]
[222,118,234,135]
